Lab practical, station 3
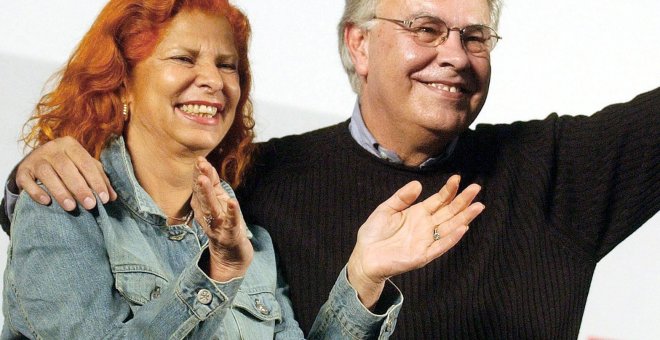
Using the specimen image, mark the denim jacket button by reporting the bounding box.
[168,233,185,241]
[254,298,270,315]
[197,289,213,305]
[150,286,161,300]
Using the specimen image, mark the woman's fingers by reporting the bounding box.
[193,159,242,242]
[224,198,242,232]
[192,174,213,227]
[196,157,230,201]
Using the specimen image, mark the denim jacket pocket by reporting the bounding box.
[233,290,283,323]
[113,264,170,305]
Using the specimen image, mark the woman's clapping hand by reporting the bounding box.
[191,157,253,282]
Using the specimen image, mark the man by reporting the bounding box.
[2,0,659,338]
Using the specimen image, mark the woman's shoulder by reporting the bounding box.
[11,188,103,243]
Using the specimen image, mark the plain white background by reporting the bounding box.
[0,0,658,337]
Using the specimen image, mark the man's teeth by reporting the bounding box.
[180,104,218,118]
[427,83,461,93]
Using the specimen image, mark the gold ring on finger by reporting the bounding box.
[433,227,441,241]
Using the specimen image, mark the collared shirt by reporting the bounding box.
[348,100,458,168]
[3,136,401,339]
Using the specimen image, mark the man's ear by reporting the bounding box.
[344,23,369,78]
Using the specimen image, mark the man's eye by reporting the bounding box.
[414,26,439,35]
[464,35,487,43]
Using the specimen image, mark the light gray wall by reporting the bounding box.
[0,0,658,337]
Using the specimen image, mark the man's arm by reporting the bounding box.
[0,165,18,235]
[1,136,116,234]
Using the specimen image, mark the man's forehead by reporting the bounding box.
[378,0,490,25]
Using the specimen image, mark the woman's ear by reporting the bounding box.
[120,80,132,104]
[119,82,131,120]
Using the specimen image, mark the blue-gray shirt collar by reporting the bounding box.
[348,99,457,169]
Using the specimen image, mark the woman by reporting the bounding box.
[2,0,483,338]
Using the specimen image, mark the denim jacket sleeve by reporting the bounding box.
[307,267,402,339]
[274,265,402,340]
[2,193,242,340]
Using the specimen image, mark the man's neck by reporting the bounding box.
[357,102,456,167]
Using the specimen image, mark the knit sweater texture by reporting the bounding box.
[237,88,660,339]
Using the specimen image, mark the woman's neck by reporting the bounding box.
[125,133,204,220]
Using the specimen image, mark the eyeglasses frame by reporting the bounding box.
[373,16,502,53]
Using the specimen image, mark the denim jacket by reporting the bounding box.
[2,136,402,339]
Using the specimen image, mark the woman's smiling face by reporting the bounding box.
[125,9,240,155]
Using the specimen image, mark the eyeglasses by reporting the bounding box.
[373,16,502,54]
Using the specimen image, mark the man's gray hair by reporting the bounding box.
[338,0,503,93]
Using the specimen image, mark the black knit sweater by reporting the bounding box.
[237,88,659,339]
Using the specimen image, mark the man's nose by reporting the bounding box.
[434,29,470,69]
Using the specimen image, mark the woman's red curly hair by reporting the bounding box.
[23,0,255,187]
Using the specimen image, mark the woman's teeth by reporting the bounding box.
[179,104,218,118]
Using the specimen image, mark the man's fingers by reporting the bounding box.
[427,225,469,261]
[51,157,99,210]
[453,202,485,228]
[16,136,113,210]
[435,202,484,239]
[379,181,422,213]
[432,184,481,225]
[101,165,118,202]
[421,175,460,214]
[16,170,52,206]
[68,150,115,204]
[28,164,78,211]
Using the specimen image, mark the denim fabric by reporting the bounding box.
[2,136,401,339]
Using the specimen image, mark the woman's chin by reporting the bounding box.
[183,139,222,155]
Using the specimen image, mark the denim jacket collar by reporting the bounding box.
[100,136,251,238]
[101,136,171,226]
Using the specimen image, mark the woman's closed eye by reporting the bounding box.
[171,55,194,64]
